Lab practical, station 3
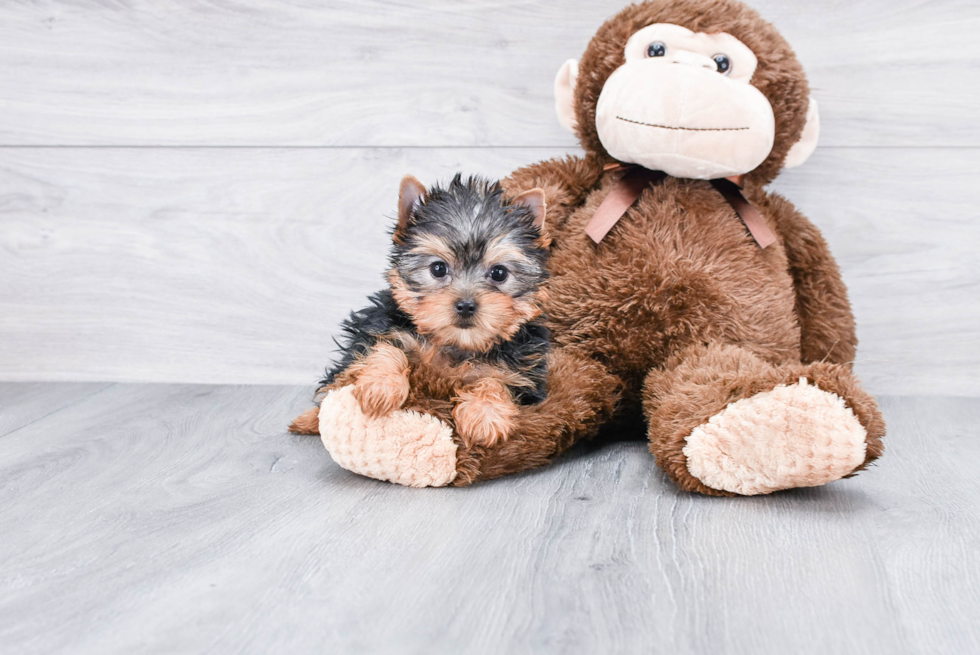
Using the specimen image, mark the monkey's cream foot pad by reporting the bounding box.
[318,385,458,488]
[682,379,867,496]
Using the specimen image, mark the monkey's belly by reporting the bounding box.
[544,203,801,386]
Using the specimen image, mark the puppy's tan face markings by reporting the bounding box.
[388,269,420,315]
[387,177,549,352]
[393,231,544,352]
[408,233,456,271]
[482,234,532,267]
[478,234,540,294]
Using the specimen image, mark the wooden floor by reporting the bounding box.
[1,383,977,654]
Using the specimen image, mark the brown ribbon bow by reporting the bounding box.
[584,164,776,248]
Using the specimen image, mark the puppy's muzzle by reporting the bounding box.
[454,298,477,322]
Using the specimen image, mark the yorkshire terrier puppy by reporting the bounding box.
[291,174,551,447]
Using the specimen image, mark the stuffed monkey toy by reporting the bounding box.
[302,0,885,495]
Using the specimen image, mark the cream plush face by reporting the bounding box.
[596,23,774,179]
[555,22,820,180]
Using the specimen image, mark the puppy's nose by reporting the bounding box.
[454,298,477,318]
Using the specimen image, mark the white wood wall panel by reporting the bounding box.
[0,0,977,147]
[1,146,977,395]
[0,0,978,392]
[0,147,567,385]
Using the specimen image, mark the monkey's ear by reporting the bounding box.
[511,187,549,246]
[396,174,427,242]
[554,59,579,133]
[784,97,820,169]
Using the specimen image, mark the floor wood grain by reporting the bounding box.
[0,382,112,437]
[0,384,977,654]
[1,146,977,395]
[0,0,976,147]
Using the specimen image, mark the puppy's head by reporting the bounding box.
[388,174,548,352]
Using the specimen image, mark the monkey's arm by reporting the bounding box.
[312,346,621,486]
[763,192,858,366]
[501,154,605,234]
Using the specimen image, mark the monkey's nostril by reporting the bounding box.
[455,298,477,318]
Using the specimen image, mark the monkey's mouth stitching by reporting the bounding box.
[616,116,749,132]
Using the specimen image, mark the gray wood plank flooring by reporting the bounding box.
[0,382,111,437]
[0,384,977,654]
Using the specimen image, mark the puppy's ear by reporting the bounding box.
[396,175,427,243]
[511,188,549,247]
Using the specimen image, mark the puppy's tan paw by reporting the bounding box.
[351,344,410,418]
[452,379,518,448]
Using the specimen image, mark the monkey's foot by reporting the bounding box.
[319,385,457,488]
[682,379,867,495]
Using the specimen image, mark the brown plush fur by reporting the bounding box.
[300,0,885,494]
[452,0,883,489]
[643,343,885,496]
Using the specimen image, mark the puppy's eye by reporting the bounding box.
[646,42,666,58]
[489,265,508,283]
[713,54,731,75]
[429,261,448,278]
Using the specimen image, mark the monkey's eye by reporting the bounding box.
[646,42,667,58]
[713,54,731,75]
[489,265,509,283]
[429,261,448,278]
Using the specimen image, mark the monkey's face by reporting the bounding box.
[389,176,548,353]
[554,1,820,184]
[595,24,774,180]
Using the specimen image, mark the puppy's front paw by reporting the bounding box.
[452,379,518,448]
[353,374,409,418]
[351,344,410,418]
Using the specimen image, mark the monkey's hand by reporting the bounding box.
[452,378,519,448]
[350,343,411,418]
